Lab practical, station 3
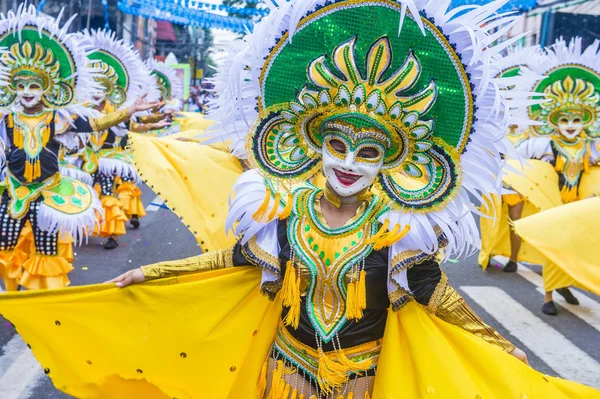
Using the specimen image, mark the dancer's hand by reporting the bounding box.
[510,347,529,365]
[127,94,163,117]
[106,268,146,287]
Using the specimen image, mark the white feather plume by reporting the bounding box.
[207,0,541,258]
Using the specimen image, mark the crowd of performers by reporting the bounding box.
[0,5,185,290]
[0,1,599,398]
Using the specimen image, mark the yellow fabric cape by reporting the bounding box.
[0,267,597,398]
[514,198,600,296]
[129,128,243,252]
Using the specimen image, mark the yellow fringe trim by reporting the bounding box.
[346,270,367,321]
[336,344,373,373]
[372,224,411,251]
[345,281,357,320]
[24,159,42,182]
[560,185,579,204]
[267,360,285,399]
[503,193,523,206]
[279,192,294,220]
[317,348,350,395]
[253,188,272,222]
[368,219,389,245]
[257,358,268,398]
[555,156,565,172]
[282,260,301,329]
[267,191,281,221]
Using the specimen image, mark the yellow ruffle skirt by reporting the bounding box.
[0,267,596,398]
[97,196,128,237]
[117,182,147,218]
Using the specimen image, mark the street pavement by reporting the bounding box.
[0,185,598,398]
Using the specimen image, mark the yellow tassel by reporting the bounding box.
[7,113,13,128]
[267,360,285,399]
[347,393,354,399]
[364,392,371,399]
[279,192,293,220]
[290,388,298,399]
[299,395,305,399]
[253,188,272,222]
[24,161,32,182]
[368,219,389,245]
[336,347,373,373]
[257,358,268,398]
[584,154,590,174]
[317,348,350,395]
[337,395,345,399]
[503,193,522,206]
[555,156,565,172]
[373,224,399,251]
[282,383,292,399]
[309,396,317,399]
[355,270,367,319]
[387,224,411,248]
[267,191,281,221]
[345,281,357,320]
[282,260,301,329]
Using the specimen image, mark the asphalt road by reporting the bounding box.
[0,184,598,398]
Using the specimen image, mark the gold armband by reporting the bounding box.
[138,113,163,123]
[429,274,515,353]
[141,248,234,280]
[90,109,129,131]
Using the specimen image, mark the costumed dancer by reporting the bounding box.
[0,1,598,398]
[0,5,159,289]
[113,59,184,230]
[80,29,165,249]
[480,38,600,315]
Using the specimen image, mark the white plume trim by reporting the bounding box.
[80,29,153,108]
[59,166,94,186]
[207,0,541,258]
[226,170,286,244]
[145,59,184,102]
[98,157,141,183]
[38,188,102,245]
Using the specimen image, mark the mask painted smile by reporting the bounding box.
[333,169,362,186]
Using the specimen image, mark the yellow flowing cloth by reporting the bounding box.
[479,159,563,268]
[0,267,596,398]
[129,131,243,252]
[514,198,600,296]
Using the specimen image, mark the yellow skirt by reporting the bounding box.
[514,198,600,295]
[0,267,596,398]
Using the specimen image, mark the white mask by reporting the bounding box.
[15,78,43,109]
[321,120,387,198]
[91,90,107,106]
[556,112,584,141]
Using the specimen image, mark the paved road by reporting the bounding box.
[0,185,598,398]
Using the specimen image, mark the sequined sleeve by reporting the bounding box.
[137,113,164,123]
[426,274,516,353]
[88,109,129,132]
[141,248,234,280]
[408,262,515,353]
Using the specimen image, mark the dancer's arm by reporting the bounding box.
[70,95,162,133]
[108,243,249,286]
[408,261,517,353]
